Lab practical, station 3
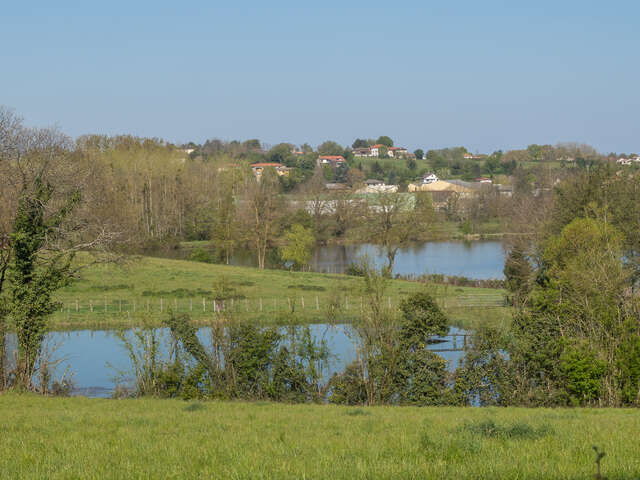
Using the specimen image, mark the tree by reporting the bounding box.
[376,136,393,147]
[280,224,315,270]
[210,170,243,264]
[364,192,437,273]
[378,146,388,158]
[413,149,424,160]
[317,140,343,156]
[503,243,533,307]
[243,139,262,150]
[0,107,118,391]
[352,138,369,149]
[268,143,295,165]
[406,157,417,171]
[240,169,283,269]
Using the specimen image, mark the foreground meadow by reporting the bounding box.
[0,394,638,479]
[50,254,509,330]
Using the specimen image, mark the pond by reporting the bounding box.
[167,241,506,280]
[23,325,468,397]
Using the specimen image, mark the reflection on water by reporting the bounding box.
[38,325,468,398]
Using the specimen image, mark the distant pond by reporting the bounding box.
[159,241,506,280]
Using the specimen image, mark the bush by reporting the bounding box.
[189,248,213,263]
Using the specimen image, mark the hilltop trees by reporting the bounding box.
[375,136,393,147]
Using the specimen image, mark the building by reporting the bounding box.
[250,162,290,180]
[353,147,371,157]
[318,155,347,167]
[388,147,408,158]
[369,144,384,157]
[617,157,632,166]
[422,173,438,184]
[476,177,493,184]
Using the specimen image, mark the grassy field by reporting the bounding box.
[50,254,509,330]
[1,394,638,479]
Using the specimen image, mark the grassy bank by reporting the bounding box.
[50,255,509,329]
[1,394,638,479]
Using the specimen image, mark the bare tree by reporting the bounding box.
[240,169,283,269]
[363,192,437,273]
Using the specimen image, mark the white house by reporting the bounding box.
[617,157,632,166]
[422,173,438,184]
[369,144,384,157]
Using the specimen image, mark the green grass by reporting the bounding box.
[1,394,638,479]
[50,254,510,329]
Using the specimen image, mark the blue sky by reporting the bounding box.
[2,1,639,153]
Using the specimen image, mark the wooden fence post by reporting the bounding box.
[160,298,163,313]
[202,297,205,312]
[260,298,263,312]
[316,296,319,310]
[75,299,79,312]
[301,297,305,309]
[190,298,193,311]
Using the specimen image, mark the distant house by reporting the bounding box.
[368,144,409,158]
[251,162,290,180]
[318,155,347,167]
[633,156,640,163]
[369,144,385,157]
[388,147,408,158]
[353,147,372,157]
[617,157,632,166]
[476,177,493,184]
[423,173,438,184]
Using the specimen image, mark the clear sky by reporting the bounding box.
[2,1,639,154]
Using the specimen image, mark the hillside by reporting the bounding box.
[51,254,508,329]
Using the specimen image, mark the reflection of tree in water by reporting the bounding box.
[311,244,349,273]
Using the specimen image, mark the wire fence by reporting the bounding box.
[55,293,505,320]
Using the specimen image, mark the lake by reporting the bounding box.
[19,325,468,397]
[173,240,507,280]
